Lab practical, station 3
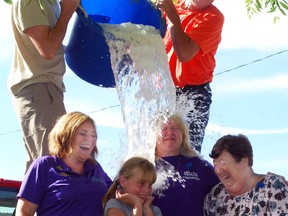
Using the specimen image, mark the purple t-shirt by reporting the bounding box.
[17,156,112,216]
[153,155,219,216]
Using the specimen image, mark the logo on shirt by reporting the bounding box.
[90,176,104,183]
[183,171,200,180]
[55,165,72,177]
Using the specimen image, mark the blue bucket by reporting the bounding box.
[65,0,167,87]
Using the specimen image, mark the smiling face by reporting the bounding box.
[69,120,97,163]
[120,169,154,202]
[213,150,251,195]
[156,119,183,157]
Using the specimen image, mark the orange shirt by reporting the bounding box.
[164,2,224,87]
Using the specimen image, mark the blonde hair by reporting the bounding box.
[155,113,198,158]
[102,156,156,207]
[48,111,98,164]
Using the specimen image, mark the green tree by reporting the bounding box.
[245,0,288,22]
[3,0,12,4]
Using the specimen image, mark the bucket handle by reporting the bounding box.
[78,4,88,18]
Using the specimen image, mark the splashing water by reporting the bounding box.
[100,23,195,194]
[101,23,176,163]
[152,159,186,197]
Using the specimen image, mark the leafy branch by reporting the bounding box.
[3,0,12,4]
[245,0,288,22]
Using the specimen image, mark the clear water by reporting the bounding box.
[101,23,176,163]
[99,23,196,194]
[152,158,186,196]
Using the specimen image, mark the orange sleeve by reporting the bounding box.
[184,6,224,55]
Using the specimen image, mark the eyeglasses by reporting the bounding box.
[161,126,181,133]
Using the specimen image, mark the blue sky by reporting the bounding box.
[1,0,288,181]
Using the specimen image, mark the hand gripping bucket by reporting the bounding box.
[65,0,167,87]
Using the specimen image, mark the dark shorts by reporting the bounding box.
[176,83,212,152]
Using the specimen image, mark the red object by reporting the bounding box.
[0,178,22,211]
[0,178,21,189]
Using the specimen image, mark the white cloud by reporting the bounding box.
[65,96,125,128]
[90,111,125,128]
[0,3,14,63]
[206,122,288,136]
[213,73,288,94]
[214,0,288,50]
[0,3,12,37]
[253,159,288,178]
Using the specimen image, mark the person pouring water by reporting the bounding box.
[9,0,80,173]
[152,113,219,216]
[156,0,224,153]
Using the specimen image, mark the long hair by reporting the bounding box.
[154,113,198,158]
[102,156,157,207]
[48,111,98,164]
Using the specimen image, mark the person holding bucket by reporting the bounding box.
[156,0,224,153]
[9,0,80,172]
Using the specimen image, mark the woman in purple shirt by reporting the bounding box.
[16,111,112,216]
[152,113,219,216]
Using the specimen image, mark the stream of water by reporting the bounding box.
[101,23,176,163]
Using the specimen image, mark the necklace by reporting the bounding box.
[233,173,255,215]
[173,155,181,187]
[241,172,254,194]
[229,172,254,197]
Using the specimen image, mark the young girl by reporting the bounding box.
[103,157,162,216]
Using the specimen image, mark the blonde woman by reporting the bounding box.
[152,113,219,216]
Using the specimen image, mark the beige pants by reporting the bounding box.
[12,82,66,173]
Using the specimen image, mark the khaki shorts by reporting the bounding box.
[12,82,66,172]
